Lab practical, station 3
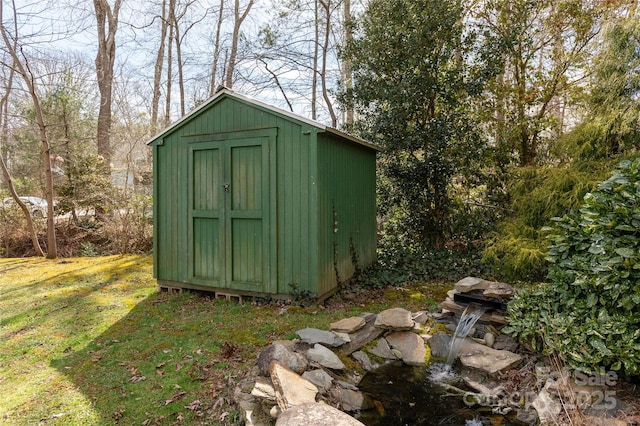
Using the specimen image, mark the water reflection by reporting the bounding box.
[357,362,519,426]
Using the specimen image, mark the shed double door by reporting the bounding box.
[189,135,272,292]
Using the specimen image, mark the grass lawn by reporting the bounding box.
[0,255,445,425]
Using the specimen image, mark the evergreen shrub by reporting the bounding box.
[483,164,611,281]
[505,158,640,376]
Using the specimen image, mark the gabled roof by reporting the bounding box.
[146,87,381,152]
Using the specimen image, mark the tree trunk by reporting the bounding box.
[312,0,319,120]
[172,5,185,117]
[0,0,54,257]
[93,0,122,173]
[0,40,44,257]
[342,0,353,125]
[319,0,337,127]
[0,70,8,167]
[0,157,45,257]
[225,0,254,88]
[165,0,174,125]
[151,0,168,135]
[209,0,225,96]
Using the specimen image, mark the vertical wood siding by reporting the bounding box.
[316,134,377,296]
[153,94,376,298]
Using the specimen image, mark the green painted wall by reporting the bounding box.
[316,133,378,297]
[151,92,377,299]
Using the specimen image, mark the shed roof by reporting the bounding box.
[146,87,381,152]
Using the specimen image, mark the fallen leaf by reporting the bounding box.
[221,342,238,359]
[211,397,225,412]
[185,400,202,411]
[165,391,186,405]
[176,363,183,371]
[129,375,146,383]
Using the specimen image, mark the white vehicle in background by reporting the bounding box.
[2,196,49,218]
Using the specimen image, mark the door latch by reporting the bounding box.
[223,183,230,192]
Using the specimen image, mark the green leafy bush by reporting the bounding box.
[505,158,640,376]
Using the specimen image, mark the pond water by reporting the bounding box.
[356,362,522,426]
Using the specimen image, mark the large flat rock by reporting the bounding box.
[368,337,398,359]
[306,343,345,370]
[338,313,384,355]
[270,362,318,410]
[483,281,515,299]
[427,332,452,359]
[457,338,522,374]
[454,277,490,293]
[301,369,333,393]
[439,298,507,324]
[330,317,366,333]
[374,307,414,330]
[386,331,428,366]
[258,342,309,375]
[275,402,365,426]
[296,328,348,347]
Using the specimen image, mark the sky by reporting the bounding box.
[2,0,342,126]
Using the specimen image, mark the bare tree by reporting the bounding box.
[94,0,123,171]
[318,0,337,126]
[0,0,56,258]
[164,0,175,125]
[245,0,347,125]
[474,0,606,166]
[225,0,254,88]
[148,0,206,131]
[0,51,45,257]
[151,0,169,135]
[312,0,319,120]
[171,0,206,117]
[342,0,353,125]
[209,0,225,96]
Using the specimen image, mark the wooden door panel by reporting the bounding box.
[231,219,263,283]
[231,144,262,212]
[226,139,268,290]
[193,148,221,211]
[193,217,221,281]
[190,145,224,286]
[189,136,270,291]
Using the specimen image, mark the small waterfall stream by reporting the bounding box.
[446,305,486,364]
[357,304,524,425]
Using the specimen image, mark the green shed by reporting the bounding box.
[149,88,381,301]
